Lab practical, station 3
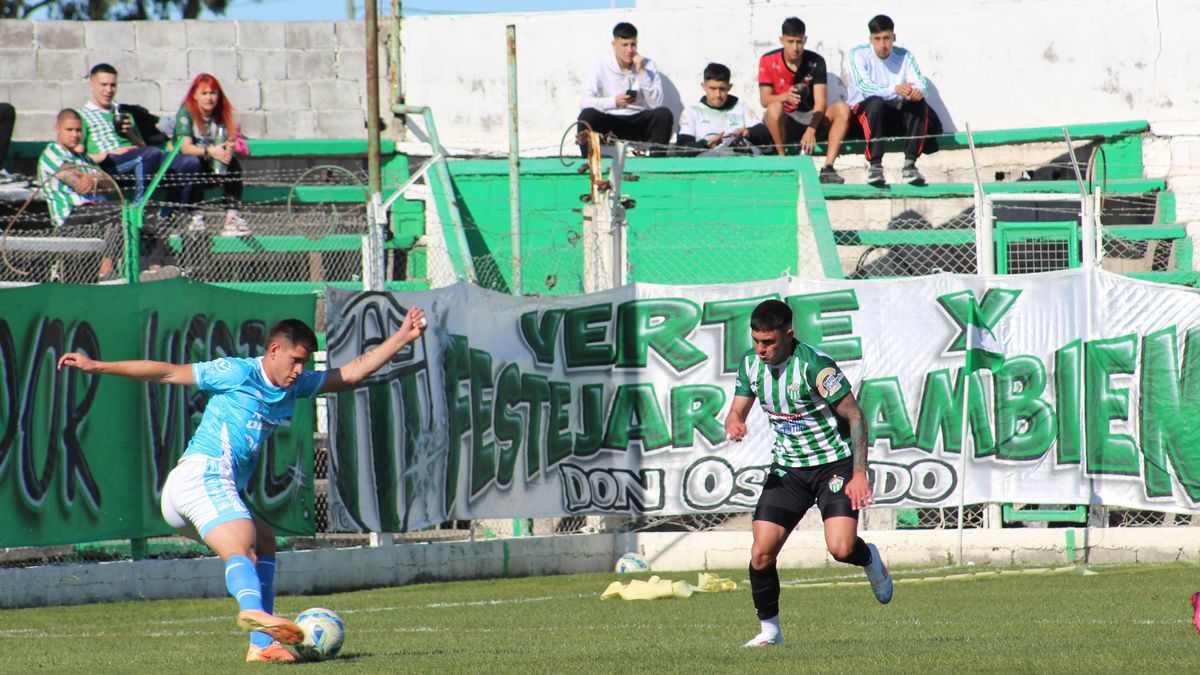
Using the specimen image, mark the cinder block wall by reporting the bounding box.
[0,19,389,143]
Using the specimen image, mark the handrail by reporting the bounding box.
[123,142,183,283]
[391,103,477,284]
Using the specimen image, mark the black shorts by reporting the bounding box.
[783,110,831,145]
[753,458,857,530]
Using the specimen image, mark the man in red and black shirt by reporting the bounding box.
[758,17,850,184]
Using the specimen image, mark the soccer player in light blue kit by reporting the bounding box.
[57,308,426,662]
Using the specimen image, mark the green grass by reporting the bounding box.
[2,563,1197,673]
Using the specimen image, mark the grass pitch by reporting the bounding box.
[2,562,1197,673]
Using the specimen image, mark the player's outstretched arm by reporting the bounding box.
[834,392,875,509]
[56,353,195,385]
[724,395,755,442]
[320,306,427,394]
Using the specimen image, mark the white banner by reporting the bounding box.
[323,268,1200,532]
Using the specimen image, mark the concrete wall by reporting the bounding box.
[3,0,1196,152]
[3,528,1199,609]
[400,0,1200,155]
[0,19,385,143]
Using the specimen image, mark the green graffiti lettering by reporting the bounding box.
[786,290,862,362]
[915,369,955,453]
[1140,327,1200,500]
[1055,340,1083,464]
[519,309,564,366]
[994,355,1055,460]
[859,377,916,449]
[616,299,706,372]
[574,383,607,457]
[938,288,1021,352]
[521,373,551,479]
[547,381,574,466]
[442,335,471,512]
[701,295,778,373]
[563,303,616,368]
[492,362,524,489]
[603,383,671,451]
[669,385,726,447]
[468,349,495,497]
[1086,335,1139,476]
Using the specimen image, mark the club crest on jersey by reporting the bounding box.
[816,367,844,398]
[786,382,802,401]
[828,475,845,493]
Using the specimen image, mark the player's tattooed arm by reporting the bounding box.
[834,392,869,473]
[321,306,428,393]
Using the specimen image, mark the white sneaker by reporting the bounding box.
[188,212,207,232]
[742,631,783,648]
[220,213,252,237]
[864,543,893,604]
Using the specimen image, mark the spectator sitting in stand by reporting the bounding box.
[37,108,125,281]
[173,73,251,237]
[846,14,943,187]
[676,63,774,156]
[0,102,24,188]
[759,17,850,184]
[578,22,673,156]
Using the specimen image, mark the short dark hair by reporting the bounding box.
[750,299,793,332]
[267,318,318,352]
[868,14,894,34]
[56,108,80,123]
[89,63,117,78]
[613,22,637,40]
[702,62,731,83]
[781,17,806,37]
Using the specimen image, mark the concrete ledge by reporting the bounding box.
[3,527,1199,609]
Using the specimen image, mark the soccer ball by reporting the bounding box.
[615,552,650,573]
[294,607,345,661]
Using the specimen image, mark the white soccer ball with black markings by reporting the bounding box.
[615,552,650,573]
[295,607,345,661]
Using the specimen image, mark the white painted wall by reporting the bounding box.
[400,0,1199,155]
[3,528,1197,609]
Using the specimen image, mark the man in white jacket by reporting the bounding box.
[577,22,674,155]
[846,14,942,187]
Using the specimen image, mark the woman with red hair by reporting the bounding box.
[174,73,250,236]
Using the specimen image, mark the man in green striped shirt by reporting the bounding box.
[725,299,892,647]
[37,108,122,280]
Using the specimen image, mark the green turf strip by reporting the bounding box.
[0,562,1196,672]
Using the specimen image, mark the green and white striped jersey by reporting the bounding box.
[734,340,851,467]
[37,142,98,227]
[79,102,132,155]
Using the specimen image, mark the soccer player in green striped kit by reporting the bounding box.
[725,299,892,647]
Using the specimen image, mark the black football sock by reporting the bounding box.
[749,562,780,620]
[844,537,872,567]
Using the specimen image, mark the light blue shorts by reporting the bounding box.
[160,455,252,540]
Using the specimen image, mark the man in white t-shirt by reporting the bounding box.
[676,63,773,156]
[577,22,674,155]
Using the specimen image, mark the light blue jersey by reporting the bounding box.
[185,357,327,489]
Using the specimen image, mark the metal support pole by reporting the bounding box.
[366,0,382,196]
[506,25,522,295]
[610,141,627,287]
[965,124,994,275]
[390,0,405,136]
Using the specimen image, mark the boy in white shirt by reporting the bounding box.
[578,22,674,155]
[676,63,773,156]
[846,14,942,187]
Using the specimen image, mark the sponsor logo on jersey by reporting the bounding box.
[816,367,844,398]
[828,475,844,493]
[208,359,233,373]
[786,382,802,401]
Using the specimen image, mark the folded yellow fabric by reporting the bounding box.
[601,573,736,600]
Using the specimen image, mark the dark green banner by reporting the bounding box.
[0,279,317,547]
